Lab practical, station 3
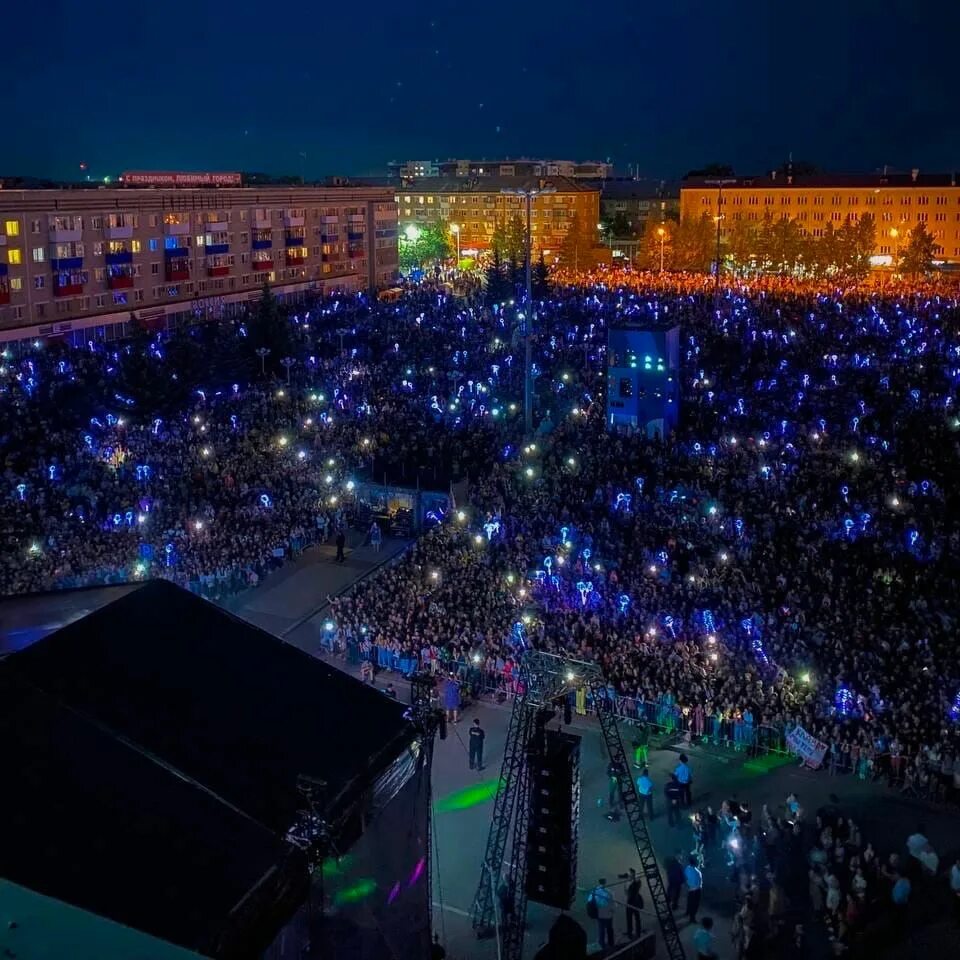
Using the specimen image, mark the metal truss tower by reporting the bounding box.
[471,651,685,960]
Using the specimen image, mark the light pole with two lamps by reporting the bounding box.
[501,185,555,434]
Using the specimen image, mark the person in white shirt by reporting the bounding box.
[636,767,654,819]
[674,754,693,807]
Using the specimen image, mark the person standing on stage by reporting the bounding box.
[468,718,485,770]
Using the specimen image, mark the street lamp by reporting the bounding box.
[404,223,421,242]
[889,227,900,275]
[657,226,666,274]
[704,178,736,305]
[450,222,461,263]
[255,347,271,377]
[501,185,556,435]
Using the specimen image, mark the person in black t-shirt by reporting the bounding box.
[625,867,644,938]
[469,718,485,770]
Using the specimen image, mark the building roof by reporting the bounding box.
[0,580,417,956]
[600,178,681,200]
[395,175,598,195]
[7,580,414,837]
[681,172,960,189]
[0,668,307,957]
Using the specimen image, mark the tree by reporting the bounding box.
[725,219,757,274]
[247,282,292,363]
[484,248,511,304]
[767,217,805,274]
[636,221,675,272]
[558,213,595,271]
[532,251,550,298]
[900,222,937,278]
[490,218,508,260]
[505,214,527,265]
[418,222,451,263]
[672,215,715,273]
[849,214,876,280]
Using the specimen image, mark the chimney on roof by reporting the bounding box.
[771,170,777,181]
[788,175,793,185]
[911,168,919,182]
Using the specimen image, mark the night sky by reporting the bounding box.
[9,0,959,181]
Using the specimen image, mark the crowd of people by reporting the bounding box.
[4,270,960,794]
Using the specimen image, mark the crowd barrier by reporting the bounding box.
[336,645,793,759]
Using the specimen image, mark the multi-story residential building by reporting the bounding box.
[0,182,398,341]
[680,170,960,266]
[395,176,600,259]
[394,160,440,179]
[390,158,612,181]
[600,179,681,233]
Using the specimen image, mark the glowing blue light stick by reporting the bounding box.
[560,526,570,544]
[544,556,553,573]
[549,575,560,591]
[664,615,676,638]
[16,483,26,500]
[576,581,593,606]
[483,520,500,540]
[260,494,273,508]
[582,548,591,562]
[618,594,630,614]
[48,466,56,481]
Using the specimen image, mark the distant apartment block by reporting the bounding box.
[0,180,398,340]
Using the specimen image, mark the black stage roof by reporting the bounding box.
[8,579,413,835]
[0,670,307,957]
[1,580,414,957]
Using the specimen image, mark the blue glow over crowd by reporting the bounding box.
[3,271,960,783]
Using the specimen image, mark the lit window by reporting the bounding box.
[8,249,22,265]
[4,220,19,237]
[131,240,141,253]
[32,247,45,263]
[149,238,159,252]
[10,277,23,291]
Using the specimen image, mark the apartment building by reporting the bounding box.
[600,179,681,232]
[680,170,960,265]
[0,183,398,340]
[396,176,600,258]
[391,158,612,180]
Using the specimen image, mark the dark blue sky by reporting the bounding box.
[8,0,958,181]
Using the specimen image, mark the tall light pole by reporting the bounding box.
[657,226,666,273]
[502,186,555,434]
[450,222,461,263]
[704,178,736,306]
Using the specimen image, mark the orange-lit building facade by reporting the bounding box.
[0,185,398,340]
[395,177,600,259]
[680,172,960,266]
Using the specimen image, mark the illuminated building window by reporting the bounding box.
[8,249,22,265]
[4,220,19,237]
[32,247,45,262]
[10,277,23,291]
[131,240,142,253]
